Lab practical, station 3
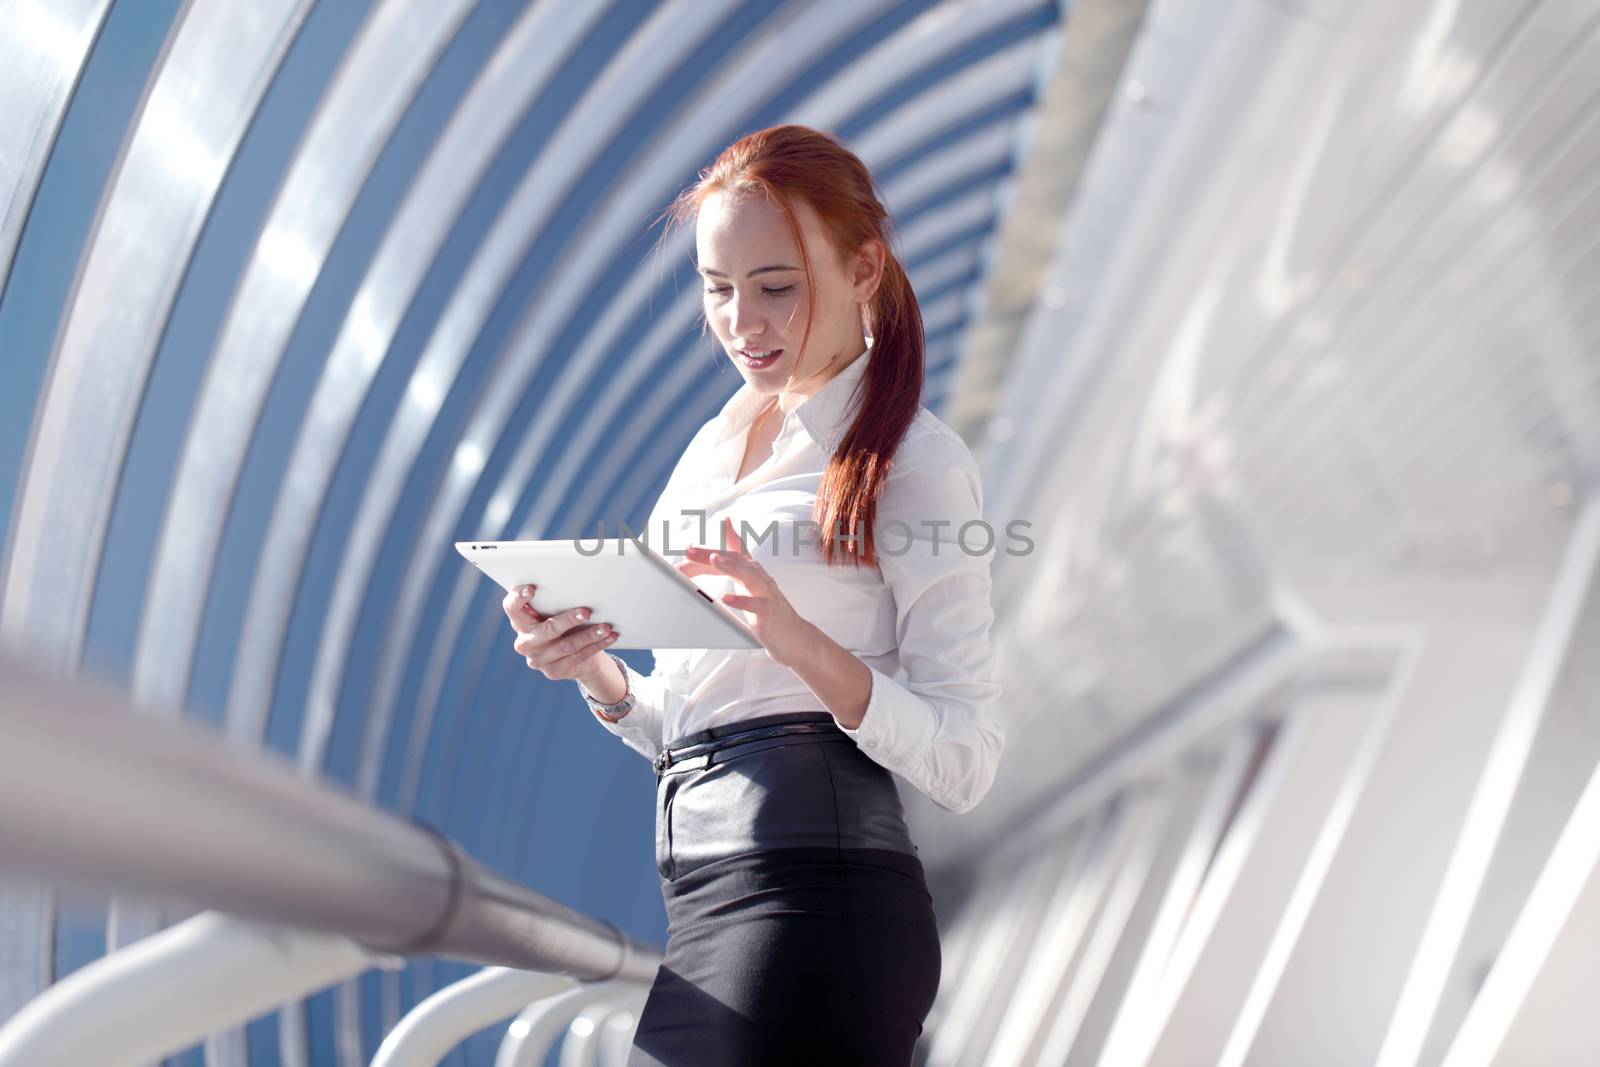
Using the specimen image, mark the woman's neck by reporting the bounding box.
[776,339,867,415]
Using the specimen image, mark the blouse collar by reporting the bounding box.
[713,338,874,456]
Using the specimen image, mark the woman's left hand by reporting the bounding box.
[677,517,816,668]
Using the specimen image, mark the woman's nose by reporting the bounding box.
[726,294,765,338]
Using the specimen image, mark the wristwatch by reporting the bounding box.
[581,653,637,721]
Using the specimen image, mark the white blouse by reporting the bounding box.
[582,345,1005,815]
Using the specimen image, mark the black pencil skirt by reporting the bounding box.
[626,711,942,1066]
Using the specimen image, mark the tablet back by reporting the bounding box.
[456,538,761,651]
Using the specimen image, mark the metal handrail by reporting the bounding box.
[0,646,661,1002]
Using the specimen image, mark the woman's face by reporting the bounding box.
[696,188,880,398]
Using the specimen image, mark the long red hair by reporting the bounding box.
[655,124,924,569]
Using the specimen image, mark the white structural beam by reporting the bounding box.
[557,991,649,1067]
[1092,727,1260,1065]
[959,809,1117,1063]
[0,911,376,1067]
[1144,680,1398,1065]
[1377,499,1600,1067]
[1237,571,1570,1067]
[371,967,576,1067]
[1040,780,1180,1066]
[986,781,1172,1067]
[926,826,1089,1067]
[495,984,645,1067]
[1441,750,1600,1067]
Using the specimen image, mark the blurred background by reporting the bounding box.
[2,0,1598,1064]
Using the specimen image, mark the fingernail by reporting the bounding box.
[576,610,589,621]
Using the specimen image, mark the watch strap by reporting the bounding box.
[582,653,636,720]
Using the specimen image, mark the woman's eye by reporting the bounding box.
[703,285,796,297]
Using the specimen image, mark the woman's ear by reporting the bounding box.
[850,237,887,304]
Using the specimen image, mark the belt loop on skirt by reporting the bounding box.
[652,713,844,780]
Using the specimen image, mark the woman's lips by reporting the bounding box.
[740,348,782,369]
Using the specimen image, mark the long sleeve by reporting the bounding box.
[835,430,1006,815]
[582,653,680,763]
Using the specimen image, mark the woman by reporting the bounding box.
[503,124,1005,1065]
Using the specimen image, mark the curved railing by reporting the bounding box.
[0,648,661,1065]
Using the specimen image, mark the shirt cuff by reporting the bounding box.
[835,664,936,771]
[835,662,1004,815]
[582,657,664,763]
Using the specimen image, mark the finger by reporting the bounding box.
[516,616,609,659]
[721,593,768,611]
[541,627,619,676]
[547,627,621,676]
[709,550,765,585]
[545,604,595,639]
[513,597,593,640]
[503,584,541,628]
[721,516,747,556]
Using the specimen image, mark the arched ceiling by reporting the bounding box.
[9,0,1600,1063]
[0,1,1070,1062]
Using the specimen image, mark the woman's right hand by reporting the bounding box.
[503,583,619,681]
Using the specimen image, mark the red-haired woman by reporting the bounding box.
[504,124,1005,1064]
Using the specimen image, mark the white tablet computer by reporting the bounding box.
[456,537,761,651]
